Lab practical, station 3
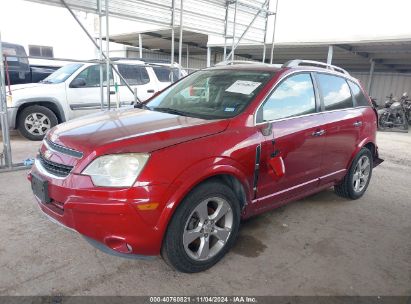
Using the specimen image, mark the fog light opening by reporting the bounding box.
[104,236,133,254]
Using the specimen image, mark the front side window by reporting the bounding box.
[257,73,316,123]
[73,65,113,87]
[146,70,273,119]
[348,80,370,107]
[118,64,150,85]
[317,74,353,111]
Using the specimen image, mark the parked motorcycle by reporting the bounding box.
[377,92,410,132]
[370,97,379,109]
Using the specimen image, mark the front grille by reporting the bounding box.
[45,138,83,158]
[38,153,73,177]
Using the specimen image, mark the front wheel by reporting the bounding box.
[334,148,373,200]
[17,105,58,141]
[161,180,241,273]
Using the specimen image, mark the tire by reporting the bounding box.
[17,105,58,141]
[334,148,373,200]
[161,180,241,273]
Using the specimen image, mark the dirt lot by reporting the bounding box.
[0,130,410,296]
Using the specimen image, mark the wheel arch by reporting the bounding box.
[15,99,66,127]
[348,138,377,169]
[154,159,252,246]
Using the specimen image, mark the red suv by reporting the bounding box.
[29,60,382,272]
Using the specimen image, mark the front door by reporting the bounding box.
[66,64,114,118]
[255,72,326,210]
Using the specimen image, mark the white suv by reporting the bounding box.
[6,59,187,140]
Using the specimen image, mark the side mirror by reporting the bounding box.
[258,121,273,136]
[70,78,87,88]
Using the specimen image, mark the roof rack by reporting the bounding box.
[215,60,283,69]
[215,60,260,66]
[109,57,179,65]
[282,60,350,76]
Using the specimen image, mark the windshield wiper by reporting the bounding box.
[152,107,191,117]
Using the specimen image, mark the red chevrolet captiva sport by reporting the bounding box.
[29,60,382,272]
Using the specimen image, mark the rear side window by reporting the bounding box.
[118,64,150,85]
[317,74,353,111]
[257,73,316,122]
[153,66,182,83]
[153,66,171,82]
[348,80,370,107]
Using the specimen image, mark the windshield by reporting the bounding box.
[40,63,83,84]
[146,69,273,119]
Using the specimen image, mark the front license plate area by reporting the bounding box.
[31,173,51,203]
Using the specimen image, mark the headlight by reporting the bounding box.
[82,153,150,187]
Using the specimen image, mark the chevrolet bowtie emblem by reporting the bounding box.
[44,150,52,160]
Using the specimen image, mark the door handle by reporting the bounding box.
[147,89,155,93]
[312,129,326,137]
[271,149,280,158]
[353,121,363,127]
[110,91,115,95]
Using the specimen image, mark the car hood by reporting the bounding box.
[9,83,64,105]
[10,83,46,92]
[48,108,230,154]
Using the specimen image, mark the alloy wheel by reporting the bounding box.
[352,155,371,193]
[24,113,51,136]
[183,197,233,261]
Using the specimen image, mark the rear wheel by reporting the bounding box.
[161,180,240,273]
[334,148,373,200]
[17,105,58,141]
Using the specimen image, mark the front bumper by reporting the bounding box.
[29,161,171,256]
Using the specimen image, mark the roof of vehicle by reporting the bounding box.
[207,60,359,82]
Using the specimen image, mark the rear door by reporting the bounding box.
[255,72,326,209]
[315,73,364,185]
[116,64,157,103]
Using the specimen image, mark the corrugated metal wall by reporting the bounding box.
[352,72,411,106]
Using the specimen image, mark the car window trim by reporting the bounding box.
[254,69,367,126]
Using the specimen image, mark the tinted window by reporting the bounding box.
[118,64,150,85]
[348,80,370,107]
[153,66,172,82]
[153,66,181,83]
[317,74,353,111]
[73,65,113,87]
[258,73,316,122]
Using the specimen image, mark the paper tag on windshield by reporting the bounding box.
[226,80,261,95]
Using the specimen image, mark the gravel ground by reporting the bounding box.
[0,130,410,296]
